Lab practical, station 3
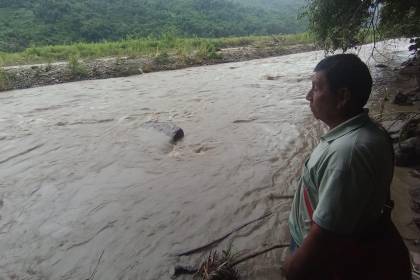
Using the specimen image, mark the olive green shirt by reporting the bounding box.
[289,111,394,245]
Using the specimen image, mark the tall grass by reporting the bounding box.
[0,33,313,66]
[67,54,88,77]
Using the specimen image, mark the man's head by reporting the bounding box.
[306,54,372,128]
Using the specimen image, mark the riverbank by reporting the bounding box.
[370,51,420,279]
[0,34,315,92]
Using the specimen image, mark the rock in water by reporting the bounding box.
[142,121,184,143]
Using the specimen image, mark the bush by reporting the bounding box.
[67,54,88,77]
[197,42,222,60]
[153,51,171,65]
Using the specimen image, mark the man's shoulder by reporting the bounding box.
[332,118,388,149]
[357,119,389,144]
[326,119,390,167]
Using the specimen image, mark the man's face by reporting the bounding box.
[306,71,340,126]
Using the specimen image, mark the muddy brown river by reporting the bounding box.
[0,41,411,280]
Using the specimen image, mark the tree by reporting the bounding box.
[304,0,420,52]
[380,0,420,38]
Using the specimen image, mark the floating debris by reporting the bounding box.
[176,212,272,257]
[142,121,184,143]
[173,244,290,279]
[193,249,240,280]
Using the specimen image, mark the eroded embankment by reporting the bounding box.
[0,44,316,92]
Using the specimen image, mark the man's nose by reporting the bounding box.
[306,90,312,101]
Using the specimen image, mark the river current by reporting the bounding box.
[0,40,411,279]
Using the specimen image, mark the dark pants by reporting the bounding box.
[289,223,411,279]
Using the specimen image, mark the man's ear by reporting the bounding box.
[336,88,351,110]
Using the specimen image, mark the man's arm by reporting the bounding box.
[283,223,347,280]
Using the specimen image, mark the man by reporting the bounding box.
[283,54,411,279]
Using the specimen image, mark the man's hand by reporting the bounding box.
[282,223,346,280]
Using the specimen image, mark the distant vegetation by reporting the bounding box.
[0,33,313,66]
[0,0,306,53]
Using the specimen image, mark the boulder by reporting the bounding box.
[410,185,420,214]
[394,136,420,166]
[382,120,406,135]
[393,91,413,105]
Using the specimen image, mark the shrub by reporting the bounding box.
[67,54,88,77]
[153,51,171,65]
[197,42,222,60]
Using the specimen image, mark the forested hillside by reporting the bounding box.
[0,0,305,52]
[233,0,305,10]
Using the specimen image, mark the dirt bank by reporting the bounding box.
[0,43,316,92]
[371,51,420,279]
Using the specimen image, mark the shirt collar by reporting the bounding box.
[321,109,370,143]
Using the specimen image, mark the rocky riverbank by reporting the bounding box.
[0,43,316,92]
[375,51,420,279]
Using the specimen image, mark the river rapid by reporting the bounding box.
[0,41,411,280]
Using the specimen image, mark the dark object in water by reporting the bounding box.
[375,64,388,68]
[171,265,198,278]
[143,121,184,143]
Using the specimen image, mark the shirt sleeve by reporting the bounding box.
[312,165,374,235]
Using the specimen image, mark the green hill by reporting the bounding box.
[0,0,306,52]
